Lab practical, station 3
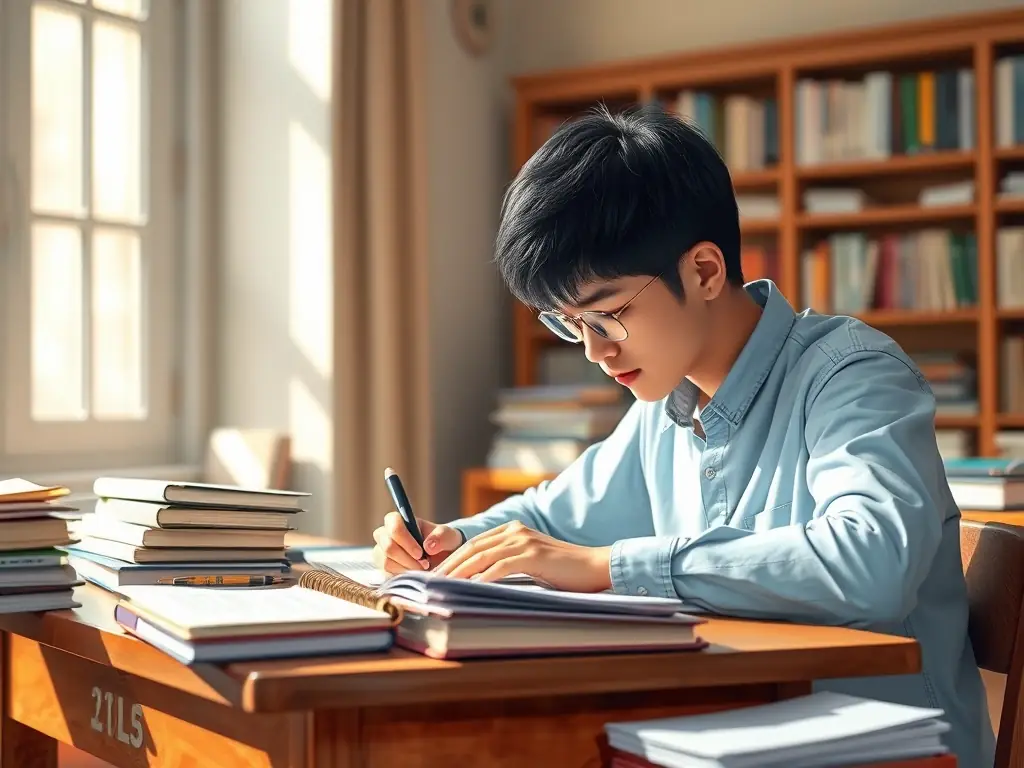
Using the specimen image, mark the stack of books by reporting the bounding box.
[65,477,309,593]
[943,457,1024,511]
[604,691,949,768]
[112,554,706,665]
[486,384,629,473]
[0,478,82,613]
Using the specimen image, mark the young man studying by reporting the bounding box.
[371,103,994,767]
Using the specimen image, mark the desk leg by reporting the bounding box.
[0,633,57,768]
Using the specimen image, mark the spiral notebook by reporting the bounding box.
[298,566,706,660]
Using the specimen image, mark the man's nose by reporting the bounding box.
[582,325,618,363]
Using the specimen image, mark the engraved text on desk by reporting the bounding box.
[89,685,143,748]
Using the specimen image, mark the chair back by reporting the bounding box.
[961,519,1024,768]
[203,428,291,489]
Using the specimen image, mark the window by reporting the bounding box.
[1,0,179,470]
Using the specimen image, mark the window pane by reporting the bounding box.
[92,229,145,419]
[93,21,142,221]
[93,0,148,20]
[31,6,84,216]
[31,224,85,421]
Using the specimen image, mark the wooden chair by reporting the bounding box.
[961,519,1024,768]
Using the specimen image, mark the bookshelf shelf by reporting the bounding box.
[997,414,1024,429]
[740,220,781,235]
[994,145,1024,161]
[733,168,781,190]
[995,197,1024,214]
[464,8,1024,518]
[795,204,977,230]
[936,415,980,429]
[856,309,978,327]
[796,151,976,181]
[998,307,1024,321]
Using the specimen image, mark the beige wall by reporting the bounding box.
[218,0,335,535]
[423,1,514,522]
[501,0,1023,74]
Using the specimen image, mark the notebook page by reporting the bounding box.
[384,571,686,616]
[302,547,541,589]
[303,546,387,587]
[118,583,390,630]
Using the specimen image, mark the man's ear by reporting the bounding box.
[681,242,727,301]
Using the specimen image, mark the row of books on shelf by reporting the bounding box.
[667,90,778,172]
[790,224,1024,314]
[796,68,975,165]
[662,55,1023,168]
[802,229,978,315]
[995,54,1024,149]
[1005,337,1024,414]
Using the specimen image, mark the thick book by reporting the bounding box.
[297,567,706,660]
[113,582,396,664]
[77,515,288,549]
[0,517,74,551]
[93,498,295,530]
[0,478,70,504]
[603,691,949,768]
[0,589,79,614]
[93,477,309,512]
[943,458,1024,509]
[66,537,286,564]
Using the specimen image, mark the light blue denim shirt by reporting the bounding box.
[450,279,994,768]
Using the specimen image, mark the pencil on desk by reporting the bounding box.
[156,575,288,586]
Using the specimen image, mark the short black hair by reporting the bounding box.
[494,101,743,311]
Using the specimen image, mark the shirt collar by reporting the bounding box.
[666,279,796,429]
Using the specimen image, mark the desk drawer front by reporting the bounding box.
[7,635,308,768]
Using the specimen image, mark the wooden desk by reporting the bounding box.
[0,583,921,768]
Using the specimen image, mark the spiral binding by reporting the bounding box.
[298,568,403,624]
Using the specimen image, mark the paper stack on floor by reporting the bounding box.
[604,691,949,768]
[0,478,82,612]
[65,477,308,593]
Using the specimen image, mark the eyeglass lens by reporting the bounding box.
[538,312,626,343]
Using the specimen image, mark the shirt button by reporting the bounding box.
[637,586,649,596]
[704,467,716,479]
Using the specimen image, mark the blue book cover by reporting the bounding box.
[943,457,1024,479]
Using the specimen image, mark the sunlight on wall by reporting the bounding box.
[288,376,332,472]
[287,118,332,380]
[287,0,331,103]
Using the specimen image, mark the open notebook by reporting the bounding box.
[298,558,706,660]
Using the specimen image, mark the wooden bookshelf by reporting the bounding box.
[461,8,1024,517]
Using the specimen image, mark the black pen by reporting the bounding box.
[384,467,426,552]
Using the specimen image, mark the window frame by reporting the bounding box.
[0,0,191,474]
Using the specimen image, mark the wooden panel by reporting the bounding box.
[0,587,246,709]
[326,684,805,768]
[7,636,307,768]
